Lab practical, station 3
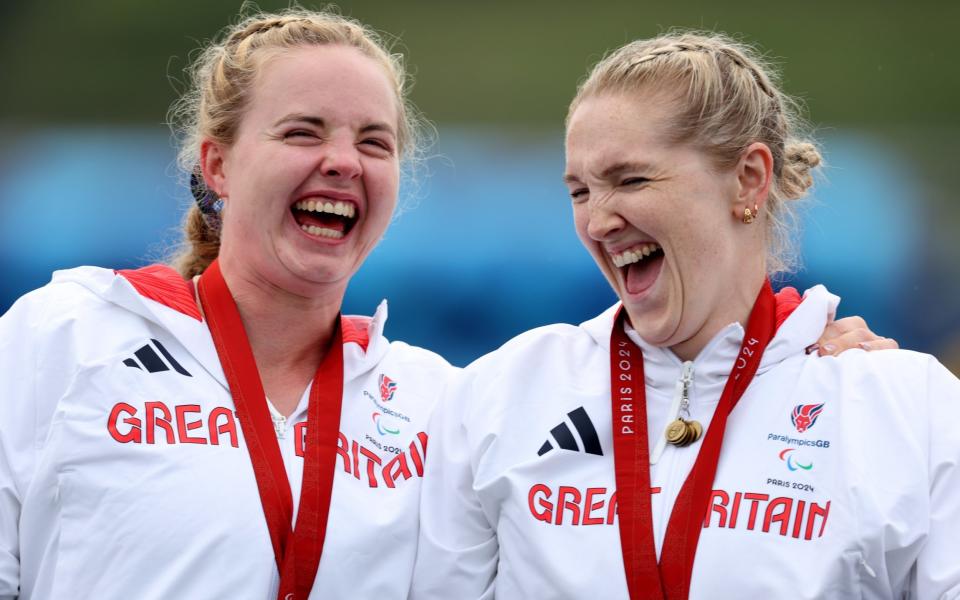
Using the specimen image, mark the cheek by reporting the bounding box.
[666,199,729,262]
[572,205,592,246]
[572,207,615,278]
[364,161,400,222]
[367,153,398,181]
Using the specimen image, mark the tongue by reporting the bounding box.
[625,253,664,294]
[294,211,346,233]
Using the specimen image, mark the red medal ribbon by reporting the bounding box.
[198,259,343,600]
[612,280,777,599]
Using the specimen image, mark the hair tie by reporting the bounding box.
[190,168,223,229]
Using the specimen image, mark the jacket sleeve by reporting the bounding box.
[410,372,498,600]
[915,358,960,599]
[0,296,42,599]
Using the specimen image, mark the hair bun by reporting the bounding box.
[780,141,822,200]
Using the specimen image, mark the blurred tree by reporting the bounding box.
[2,0,957,128]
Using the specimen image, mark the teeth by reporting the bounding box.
[300,223,345,239]
[294,199,356,219]
[610,243,661,268]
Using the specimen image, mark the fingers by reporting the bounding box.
[854,337,899,352]
[811,320,899,356]
[821,316,868,339]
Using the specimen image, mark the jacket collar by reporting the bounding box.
[580,285,840,396]
[52,266,391,389]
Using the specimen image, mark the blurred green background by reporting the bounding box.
[3,1,958,128]
[1,0,958,370]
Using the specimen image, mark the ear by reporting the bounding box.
[200,139,230,198]
[732,142,774,219]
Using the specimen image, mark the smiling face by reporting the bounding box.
[565,91,767,359]
[204,44,400,298]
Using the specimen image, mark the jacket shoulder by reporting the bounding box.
[383,339,458,378]
[465,321,598,375]
[4,269,113,327]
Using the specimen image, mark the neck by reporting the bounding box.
[216,257,343,377]
[668,270,767,362]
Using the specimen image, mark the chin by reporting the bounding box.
[636,327,676,348]
[623,304,677,347]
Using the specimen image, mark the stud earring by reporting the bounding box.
[742,204,759,224]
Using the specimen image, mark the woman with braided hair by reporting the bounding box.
[412,32,960,599]
[0,9,451,600]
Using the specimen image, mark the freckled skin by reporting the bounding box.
[564,92,767,360]
[205,45,401,301]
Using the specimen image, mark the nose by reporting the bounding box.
[585,192,626,241]
[319,138,362,180]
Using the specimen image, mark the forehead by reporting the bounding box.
[246,44,398,126]
[565,92,677,170]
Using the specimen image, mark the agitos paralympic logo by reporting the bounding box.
[372,412,400,436]
[779,448,813,472]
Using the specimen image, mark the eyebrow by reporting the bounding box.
[563,161,652,184]
[274,113,325,128]
[360,122,396,137]
[272,113,396,137]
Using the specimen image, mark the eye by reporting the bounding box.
[282,130,320,144]
[359,137,395,156]
[621,177,650,188]
[569,188,589,203]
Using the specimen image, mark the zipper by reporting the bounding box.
[679,361,694,412]
[271,413,287,439]
[654,360,697,552]
[265,399,287,439]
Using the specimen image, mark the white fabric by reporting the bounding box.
[412,286,960,600]
[0,266,455,600]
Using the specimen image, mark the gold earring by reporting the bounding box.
[742,204,758,224]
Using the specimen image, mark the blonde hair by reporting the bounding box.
[168,7,424,277]
[568,32,822,274]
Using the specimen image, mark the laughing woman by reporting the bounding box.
[412,33,960,599]
[0,10,453,599]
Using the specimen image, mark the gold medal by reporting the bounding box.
[666,418,703,447]
[665,419,688,445]
[689,420,703,442]
[679,421,696,446]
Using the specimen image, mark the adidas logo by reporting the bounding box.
[122,339,192,377]
[537,406,603,457]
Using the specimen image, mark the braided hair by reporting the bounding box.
[167,8,424,277]
[569,32,822,273]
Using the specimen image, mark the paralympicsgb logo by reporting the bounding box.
[379,374,397,402]
[791,403,825,433]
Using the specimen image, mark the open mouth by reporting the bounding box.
[610,242,665,295]
[291,199,358,240]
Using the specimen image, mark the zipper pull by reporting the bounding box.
[858,556,877,578]
[272,413,286,439]
[651,361,696,465]
[680,361,695,408]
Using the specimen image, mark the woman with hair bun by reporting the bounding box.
[413,32,960,599]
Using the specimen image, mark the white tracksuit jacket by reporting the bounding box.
[412,287,960,599]
[0,266,455,600]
